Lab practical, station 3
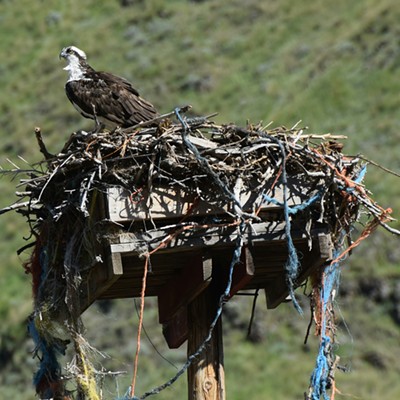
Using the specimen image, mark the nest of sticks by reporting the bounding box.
[13,107,394,247]
[1,107,398,399]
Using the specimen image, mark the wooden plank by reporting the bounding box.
[158,254,212,324]
[80,251,124,313]
[109,221,325,256]
[97,220,331,304]
[162,307,188,349]
[106,176,313,222]
[265,233,333,308]
[317,232,334,260]
[159,255,212,348]
[99,231,330,300]
[213,246,255,296]
[187,286,225,400]
[107,186,214,222]
[229,245,255,297]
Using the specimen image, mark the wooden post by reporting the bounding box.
[187,284,225,400]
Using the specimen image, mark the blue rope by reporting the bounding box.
[28,318,63,389]
[28,245,64,394]
[283,206,303,314]
[308,254,341,400]
[270,137,303,313]
[264,189,323,314]
[340,164,367,193]
[263,191,322,215]
[353,164,367,184]
[309,336,331,400]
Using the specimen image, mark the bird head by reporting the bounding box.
[60,46,88,81]
[59,46,87,61]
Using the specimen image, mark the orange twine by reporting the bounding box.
[311,148,364,194]
[330,209,391,266]
[129,253,150,398]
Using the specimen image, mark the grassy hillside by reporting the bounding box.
[1,0,400,398]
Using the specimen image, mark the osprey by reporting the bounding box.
[59,46,158,129]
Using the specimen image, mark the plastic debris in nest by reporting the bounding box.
[1,107,399,399]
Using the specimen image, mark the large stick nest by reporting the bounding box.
[14,109,374,234]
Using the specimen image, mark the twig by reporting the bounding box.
[246,289,259,339]
[358,155,400,178]
[0,200,38,215]
[34,127,54,160]
[122,105,192,133]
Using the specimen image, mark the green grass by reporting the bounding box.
[1,0,400,398]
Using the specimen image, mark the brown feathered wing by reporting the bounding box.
[65,71,158,127]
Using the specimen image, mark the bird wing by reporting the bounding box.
[65,72,158,127]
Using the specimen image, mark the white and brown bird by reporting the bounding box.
[59,46,158,129]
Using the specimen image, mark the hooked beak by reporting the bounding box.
[59,48,67,60]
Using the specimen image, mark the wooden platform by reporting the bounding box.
[99,221,332,303]
[80,184,333,348]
